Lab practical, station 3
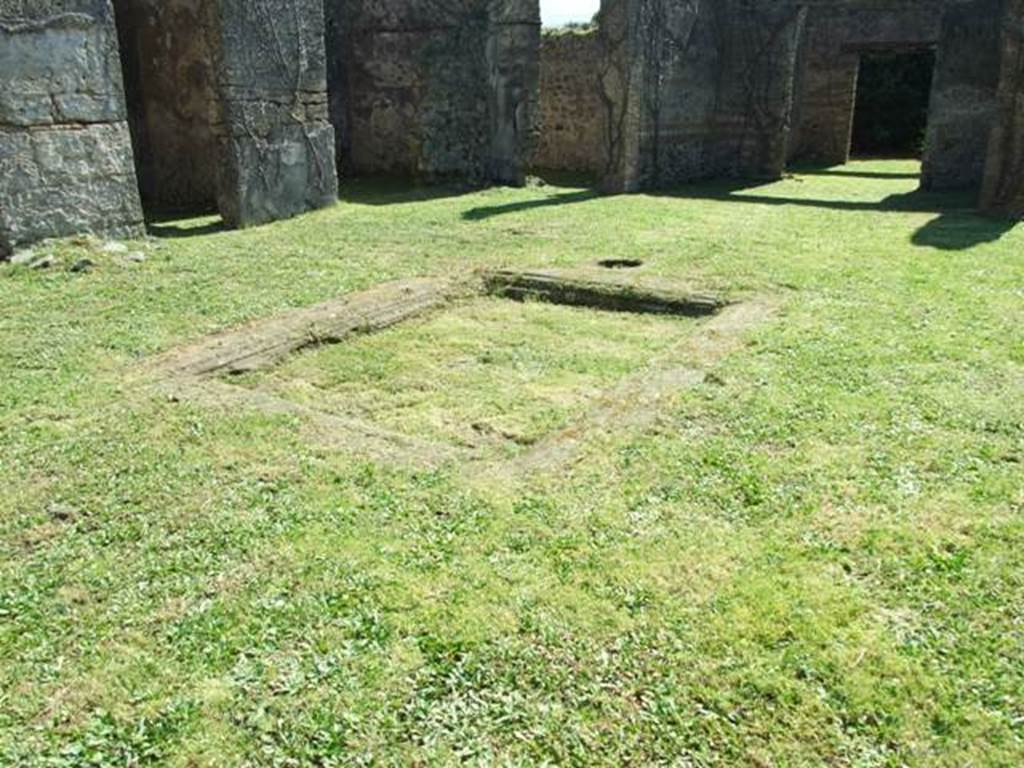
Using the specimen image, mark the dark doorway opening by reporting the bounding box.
[112,0,223,222]
[851,49,936,158]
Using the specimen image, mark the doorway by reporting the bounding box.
[850,49,936,158]
[113,0,222,220]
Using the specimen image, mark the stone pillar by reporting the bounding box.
[487,0,541,185]
[598,0,805,192]
[980,0,1024,218]
[0,0,144,257]
[595,0,652,192]
[214,0,338,228]
[921,0,1002,192]
[705,3,807,181]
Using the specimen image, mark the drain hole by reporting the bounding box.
[598,259,644,269]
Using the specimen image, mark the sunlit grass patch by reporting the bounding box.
[1,161,1022,765]
[235,297,696,453]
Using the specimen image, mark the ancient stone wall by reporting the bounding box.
[0,0,144,256]
[980,0,1024,217]
[4,0,1016,252]
[324,0,540,185]
[532,29,603,174]
[788,1,946,167]
[920,0,1002,191]
[598,0,806,192]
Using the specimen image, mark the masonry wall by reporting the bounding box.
[0,0,144,256]
[598,0,806,192]
[981,0,1024,217]
[920,0,1002,191]
[788,1,945,167]
[325,0,540,185]
[533,29,603,175]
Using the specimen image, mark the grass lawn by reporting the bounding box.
[232,296,699,455]
[1,161,1022,766]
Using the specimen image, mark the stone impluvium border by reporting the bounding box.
[140,267,773,473]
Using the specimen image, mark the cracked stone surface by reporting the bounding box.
[0,0,144,255]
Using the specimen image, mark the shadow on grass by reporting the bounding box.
[459,172,1017,250]
[912,212,1018,250]
[143,206,226,239]
[656,182,1018,249]
[338,178,480,206]
[658,183,973,214]
[462,190,601,221]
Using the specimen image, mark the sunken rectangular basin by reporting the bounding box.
[229,296,702,456]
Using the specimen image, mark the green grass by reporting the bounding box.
[1,161,1022,766]
[236,296,696,453]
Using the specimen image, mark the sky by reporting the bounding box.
[541,0,600,26]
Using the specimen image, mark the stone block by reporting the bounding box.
[112,0,338,227]
[218,120,338,229]
[0,0,144,252]
[0,123,144,248]
[598,0,806,192]
[0,1,127,127]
